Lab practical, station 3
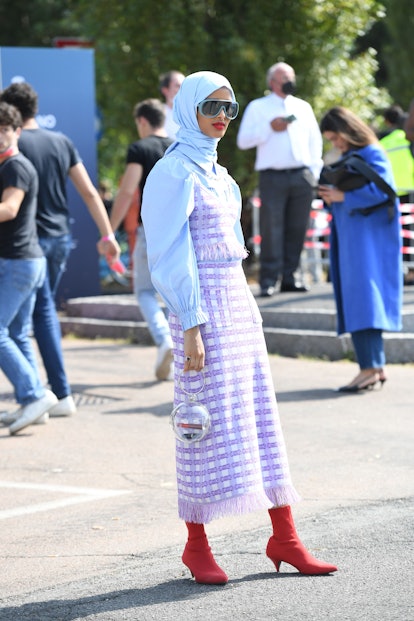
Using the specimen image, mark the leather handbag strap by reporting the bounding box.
[347,154,396,202]
[346,154,396,220]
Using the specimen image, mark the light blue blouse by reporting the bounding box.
[141,151,246,331]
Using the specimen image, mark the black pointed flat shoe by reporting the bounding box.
[337,374,381,393]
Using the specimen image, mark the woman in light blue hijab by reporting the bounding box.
[142,71,337,585]
[164,70,236,169]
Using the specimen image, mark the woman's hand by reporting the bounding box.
[183,326,205,372]
[318,185,344,205]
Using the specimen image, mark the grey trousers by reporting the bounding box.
[258,167,316,289]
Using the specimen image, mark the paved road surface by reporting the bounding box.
[0,339,412,620]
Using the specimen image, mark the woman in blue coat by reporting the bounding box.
[319,107,402,392]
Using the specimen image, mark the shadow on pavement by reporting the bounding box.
[275,388,356,402]
[0,571,318,621]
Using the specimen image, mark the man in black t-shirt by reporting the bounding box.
[0,82,120,418]
[110,99,173,380]
[0,102,58,434]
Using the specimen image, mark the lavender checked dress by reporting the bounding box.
[143,155,300,524]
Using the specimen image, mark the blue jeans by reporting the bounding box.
[32,235,73,399]
[351,329,385,369]
[133,228,172,348]
[0,257,46,405]
[38,234,72,295]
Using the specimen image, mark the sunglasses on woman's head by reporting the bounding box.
[197,99,239,120]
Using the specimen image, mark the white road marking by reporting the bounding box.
[0,481,131,520]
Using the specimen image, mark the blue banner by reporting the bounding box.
[0,47,100,302]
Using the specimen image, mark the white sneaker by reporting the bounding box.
[155,341,173,381]
[0,407,22,426]
[49,394,77,417]
[0,407,48,426]
[34,412,49,424]
[9,390,57,435]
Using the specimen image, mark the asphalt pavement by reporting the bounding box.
[0,337,413,620]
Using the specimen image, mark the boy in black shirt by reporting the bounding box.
[0,102,57,434]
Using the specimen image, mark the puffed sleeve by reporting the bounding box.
[141,156,209,331]
[233,187,246,247]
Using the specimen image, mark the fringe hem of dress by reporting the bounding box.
[178,485,301,524]
[265,485,302,509]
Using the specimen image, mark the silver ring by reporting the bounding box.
[185,356,191,361]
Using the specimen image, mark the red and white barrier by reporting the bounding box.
[303,200,414,264]
[246,197,414,269]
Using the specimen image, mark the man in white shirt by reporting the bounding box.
[237,62,323,296]
[159,70,185,140]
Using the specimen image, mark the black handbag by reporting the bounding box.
[319,152,397,219]
[320,153,369,191]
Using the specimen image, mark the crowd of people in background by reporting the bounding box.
[0,66,412,437]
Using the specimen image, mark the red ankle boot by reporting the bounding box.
[266,506,337,575]
[182,522,228,585]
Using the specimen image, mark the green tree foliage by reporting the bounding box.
[65,0,387,195]
[313,50,391,129]
[1,0,389,195]
[0,0,74,47]
[381,0,414,109]
[354,0,414,112]
[65,0,211,186]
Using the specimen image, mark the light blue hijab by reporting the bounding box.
[164,70,236,171]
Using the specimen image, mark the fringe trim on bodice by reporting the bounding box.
[195,240,248,263]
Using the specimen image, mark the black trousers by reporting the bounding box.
[258,167,315,289]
